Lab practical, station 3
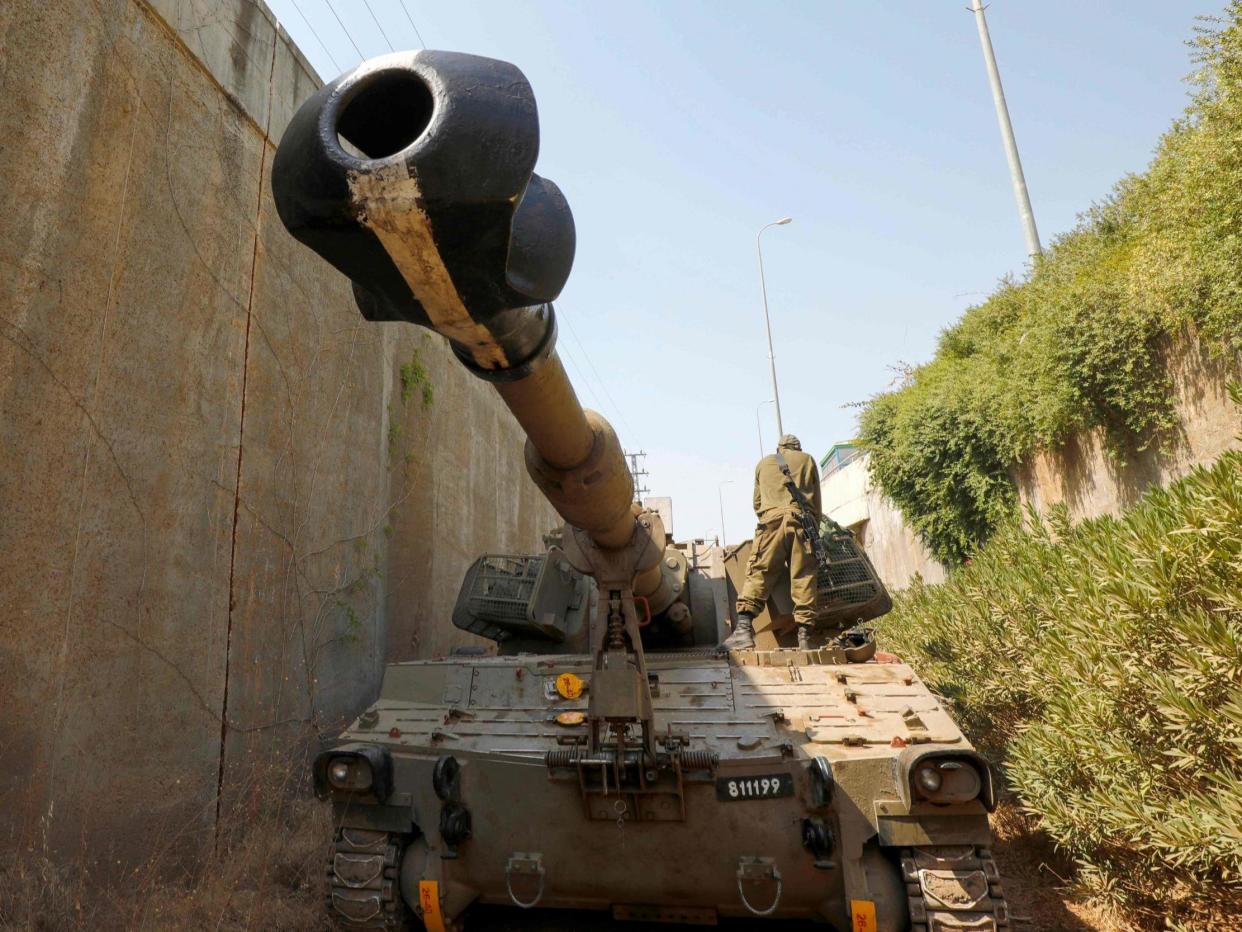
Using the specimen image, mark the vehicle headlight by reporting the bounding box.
[327,757,373,791]
[916,766,943,794]
[314,745,393,801]
[912,758,982,805]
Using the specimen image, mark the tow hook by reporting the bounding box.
[505,852,545,909]
[736,857,782,917]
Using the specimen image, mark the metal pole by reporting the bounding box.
[757,219,791,435]
[718,480,734,546]
[755,399,774,457]
[969,0,1042,261]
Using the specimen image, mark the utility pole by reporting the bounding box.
[757,218,792,435]
[969,0,1042,261]
[624,450,650,505]
[717,479,734,547]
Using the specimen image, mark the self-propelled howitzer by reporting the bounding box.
[272,50,1008,931]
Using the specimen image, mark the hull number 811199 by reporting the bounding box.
[715,773,794,801]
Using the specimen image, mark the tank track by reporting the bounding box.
[326,828,407,929]
[901,845,1009,932]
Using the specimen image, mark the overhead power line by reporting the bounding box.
[555,341,607,417]
[559,308,638,443]
[397,0,428,49]
[362,0,396,52]
[289,0,341,72]
[324,0,364,60]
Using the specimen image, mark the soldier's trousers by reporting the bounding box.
[736,512,819,627]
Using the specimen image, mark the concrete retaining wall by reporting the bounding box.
[826,335,1239,592]
[1013,335,1241,521]
[0,0,556,870]
[821,455,946,591]
[856,485,946,589]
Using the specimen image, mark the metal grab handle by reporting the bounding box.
[634,595,652,628]
[735,864,784,924]
[735,874,784,919]
[506,859,545,909]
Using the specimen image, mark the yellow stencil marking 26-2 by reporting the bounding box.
[851,899,877,932]
[418,880,445,932]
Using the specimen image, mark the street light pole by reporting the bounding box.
[717,480,734,547]
[757,217,792,436]
[968,0,1042,261]
[755,399,775,457]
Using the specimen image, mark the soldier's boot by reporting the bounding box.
[721,613,756,651]
[797,626,813,651]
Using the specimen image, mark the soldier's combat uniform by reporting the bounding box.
[723,434,821,651]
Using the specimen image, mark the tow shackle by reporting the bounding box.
[271,50,575,378]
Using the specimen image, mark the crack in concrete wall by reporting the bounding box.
[214,0,278,834]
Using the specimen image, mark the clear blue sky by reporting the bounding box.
[265,0,1217,544]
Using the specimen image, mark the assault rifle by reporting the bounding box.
[773,451,830,568]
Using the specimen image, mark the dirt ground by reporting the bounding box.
[987,801,1132,932]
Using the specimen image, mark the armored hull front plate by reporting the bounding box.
[326,650,994,925]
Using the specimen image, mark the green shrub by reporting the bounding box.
[859,6,1242,564]
[878,447,1242,926]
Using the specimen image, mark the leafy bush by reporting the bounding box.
[859,7,1242,564]
[878,445,1242,927]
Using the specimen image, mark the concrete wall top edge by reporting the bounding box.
[145,0,325,140]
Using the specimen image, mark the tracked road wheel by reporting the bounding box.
[901,845,1009,932]
[327,828,408,929]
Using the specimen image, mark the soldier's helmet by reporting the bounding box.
[777,433,802,451]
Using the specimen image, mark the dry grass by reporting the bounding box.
[0,796,331,931]
[988,800,1136,932]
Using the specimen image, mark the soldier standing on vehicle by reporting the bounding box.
[722,434,822,651]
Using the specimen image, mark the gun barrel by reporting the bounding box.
[271,50,635,552]
[496,356,592,470]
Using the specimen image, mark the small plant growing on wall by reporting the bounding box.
[389,348,434,462]
[400,350,434,409]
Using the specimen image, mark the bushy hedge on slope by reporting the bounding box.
[878,441,1242,927]
[859,7,1242,565]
